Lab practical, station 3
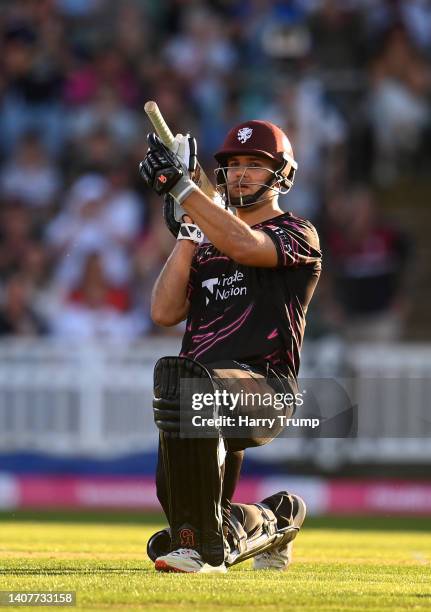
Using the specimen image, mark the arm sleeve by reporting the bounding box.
[259,219,322,268]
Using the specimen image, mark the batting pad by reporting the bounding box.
[153,356,226,566]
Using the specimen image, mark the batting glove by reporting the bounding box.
[163,194,204,244]
[168,133,198,221]
[171,133,197,176]
[139,133,198,204]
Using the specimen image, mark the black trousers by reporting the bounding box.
[155,359,297,537]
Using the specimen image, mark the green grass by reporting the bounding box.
[0,513,430,611]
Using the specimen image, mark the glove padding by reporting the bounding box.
[171,133,197,176]
[169,133,198,220]
[139,133,185,196]
[163,194,203,244]
[163,194,181,238]
[139,133,198,204]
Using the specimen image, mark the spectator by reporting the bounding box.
[325,187,412,342]
[105,158,145,241]
[0,201,38,280]
[263,78,347,220]
[0,131,61,213]
[50,251,144,340]
[19,241,59,322]
[367,25,430,184]
[45,172,141,290]
[133,193,176,333]
[308,0,367,72]
[0,0,426,341]
[63,45,139,107]
[163,8,237,85]
[64,126,117,177]
[0,20,64,156]
[0,273,48,336]
[66,86,142,151]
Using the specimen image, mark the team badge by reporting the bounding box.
[179,528,195,547]
[237,127,253,143]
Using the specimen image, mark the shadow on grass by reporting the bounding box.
[0,510,163,525]
[1,511,431,532]
[0,567,152,575]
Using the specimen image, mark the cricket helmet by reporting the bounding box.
[214,120,297,208]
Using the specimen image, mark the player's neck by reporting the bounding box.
[236,199,284,227]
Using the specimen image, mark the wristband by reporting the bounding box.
[169,175,199,204]
[177,223,204,244]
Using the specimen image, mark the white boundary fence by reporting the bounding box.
[0,338,430,468]
[0,339,173,456]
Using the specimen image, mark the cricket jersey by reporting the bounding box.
[180,212,322,378]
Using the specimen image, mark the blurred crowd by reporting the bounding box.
[0,0,428,342]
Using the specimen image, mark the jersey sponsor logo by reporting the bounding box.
[237,127,253,143]
[202,277,219,305]
[201,271,247,305]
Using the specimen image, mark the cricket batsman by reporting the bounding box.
[139,119,322,573]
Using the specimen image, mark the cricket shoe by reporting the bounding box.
[253,492,306,571]
[155,548,227,573]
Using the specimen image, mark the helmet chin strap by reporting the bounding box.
[226,175,280,209]
[215,165,289,209]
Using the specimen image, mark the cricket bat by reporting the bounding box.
[144,101,219,201]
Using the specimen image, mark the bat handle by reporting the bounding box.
[144,101,175,148]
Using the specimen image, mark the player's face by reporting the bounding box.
[226,155,277,197]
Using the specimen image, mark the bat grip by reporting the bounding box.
[144,103,175,148]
